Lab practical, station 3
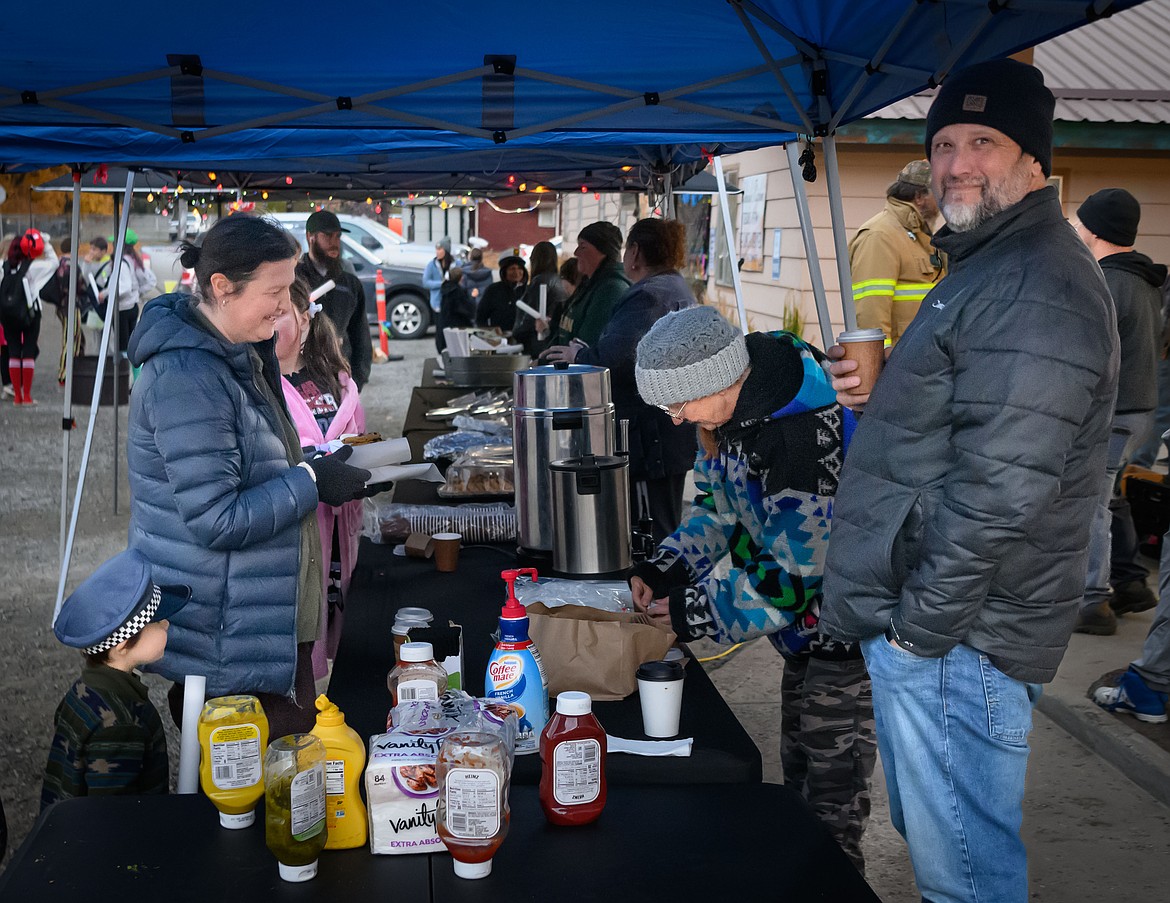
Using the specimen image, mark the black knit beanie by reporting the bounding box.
[577,221,623,261]
[1077,188,1141,247]
[925,58,1055,176]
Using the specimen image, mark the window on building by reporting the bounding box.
[712,181,741,287]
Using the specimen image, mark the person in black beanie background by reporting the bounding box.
[1071,188,1168,635]
[821,58,1117,903]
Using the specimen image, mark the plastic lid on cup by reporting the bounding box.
[556,691,593,716]
[452,857,492,879]
[836,328,885,343]
[400,641,435,663]
[278,860,319,882]
[392,618,428,636]
[396,607,434,623]
[636,660,685,682]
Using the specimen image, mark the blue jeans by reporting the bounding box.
[1131,356,1170,468]
[862,637,1038,903]
[1083,414,1150,609]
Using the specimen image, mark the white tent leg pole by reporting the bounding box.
[662,170,674,219]
[785,143,835,352]
[822,136,857,331]
[713,156,749,333]
[54,171,135,623]
[60,172,82,566]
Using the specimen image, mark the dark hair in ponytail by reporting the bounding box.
[181,215,298,304]
[289,277,348,401]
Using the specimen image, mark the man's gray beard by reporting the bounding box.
[940,156,1035,233]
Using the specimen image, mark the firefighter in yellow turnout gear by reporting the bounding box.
[849,160,944,346]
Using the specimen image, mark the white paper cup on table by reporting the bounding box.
[432,532,462,573]
[836,328,886,396]
[636,660,686,738]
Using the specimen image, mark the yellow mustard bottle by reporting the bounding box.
[310,693,368,849]
[198,695,270,828]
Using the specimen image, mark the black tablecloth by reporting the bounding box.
[0,788,879,902]
[331,538,762,785]
[0,795,430,900]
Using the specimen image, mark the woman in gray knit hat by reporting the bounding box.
[629,305,876,873]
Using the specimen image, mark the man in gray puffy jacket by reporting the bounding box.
[821,59,1118,903]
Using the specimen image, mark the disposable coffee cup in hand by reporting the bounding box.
[636,660,686,738]
[432,532,462,573]
[836,328,886,397]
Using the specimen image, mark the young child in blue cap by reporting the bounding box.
[41,549,191,809]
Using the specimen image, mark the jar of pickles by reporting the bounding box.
[264,734,329,882]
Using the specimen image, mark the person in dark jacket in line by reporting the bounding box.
[628,306,873,872]
[461,247,494,302]
[511,240,567,358]
[436,265,477,352]
[1070,188,1166,635]
[548,221,630,348]
[127,216,370,738]
[476,254,527,331]
[295,211,371,389]
[822,60,1117,903]
[544,219,697,540]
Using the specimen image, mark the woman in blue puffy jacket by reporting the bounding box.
[126,216,370,736]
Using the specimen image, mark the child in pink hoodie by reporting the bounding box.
[274,278,367,681]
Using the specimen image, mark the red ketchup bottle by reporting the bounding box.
[539,691,607,825]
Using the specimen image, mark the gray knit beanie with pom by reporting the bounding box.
[635,306,749,406]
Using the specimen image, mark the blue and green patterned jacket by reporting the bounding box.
[630,331,855,656]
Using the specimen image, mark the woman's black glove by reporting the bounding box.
[307,445,371,506]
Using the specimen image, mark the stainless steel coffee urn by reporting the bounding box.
[549,454,632,577]
[513,362,614,555]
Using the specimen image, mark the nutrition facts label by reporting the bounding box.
[553,739,601,805]
[325,759,345,797]
[443,768,501,838]
[209,723,262,790]
[291,763,326,840]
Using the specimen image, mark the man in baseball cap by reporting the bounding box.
[295,211,370,389]
[822,57,1118,902]
[848,159,943,347]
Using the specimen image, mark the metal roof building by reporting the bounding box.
[865,0,1170,137]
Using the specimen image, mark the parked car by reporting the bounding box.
[268,212,468,272]
[280,222,433,340]
[168,211,205,242]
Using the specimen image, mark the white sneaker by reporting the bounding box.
[1,385,14,398]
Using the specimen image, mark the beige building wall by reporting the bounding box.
[709,141,1170,349]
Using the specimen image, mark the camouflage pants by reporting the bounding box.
[780,653,877,874]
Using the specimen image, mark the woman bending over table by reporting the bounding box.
[627,306,876,874]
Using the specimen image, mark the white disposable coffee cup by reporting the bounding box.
[636,660,686,738]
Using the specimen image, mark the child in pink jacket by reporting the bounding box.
[275,278,367,680]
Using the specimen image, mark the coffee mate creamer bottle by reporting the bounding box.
[484,568,548,754]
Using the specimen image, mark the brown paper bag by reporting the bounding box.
[526,602,676,701]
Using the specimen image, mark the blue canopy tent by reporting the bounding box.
[0,0,1148,618]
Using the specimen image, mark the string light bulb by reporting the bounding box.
[262,190,269,200]
[146,192,154,202]
[208,172,216,181]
